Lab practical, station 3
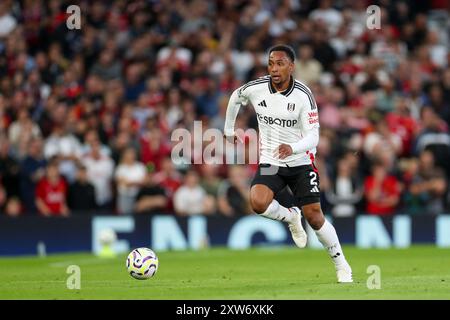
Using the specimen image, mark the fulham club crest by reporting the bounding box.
[287,103,295,112]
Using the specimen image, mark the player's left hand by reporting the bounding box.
[275,144,293,159]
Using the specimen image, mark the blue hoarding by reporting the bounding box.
[0,214,449,256]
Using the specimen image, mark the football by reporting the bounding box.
[126,248,159,280]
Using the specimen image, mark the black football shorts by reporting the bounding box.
[251,163,321,207]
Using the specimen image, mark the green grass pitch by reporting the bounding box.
[0,246,449,299]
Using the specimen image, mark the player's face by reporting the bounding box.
[268,51,294,86]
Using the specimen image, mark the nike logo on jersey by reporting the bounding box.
[258,100,267,107]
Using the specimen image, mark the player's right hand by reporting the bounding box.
[223,134,243,144]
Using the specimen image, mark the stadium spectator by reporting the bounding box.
[199,163,222,199]
[375,77,400,113]
[135,171,167,215]
[90,49,122,81]
[217,165,251,217]
[80,129,111,157]
[115,147,146,214]
[325,157,363,217]
[413,107,450,176]
[195,78,222,119]
[19,137,46,213]
[386,96,418,156]
[109,130,136,165]
[156,38,192,73]
[268,6,296,38]
[81,139,114,211]
[43,123,81,183]
[317,86,344,130]
[294,44,322,85]
[4,196,21,217]
[35,159,69,217]
[310,25,338,72]
[174,169,215,216]
[68,164,97,214]
[426,83,450,127]
[363,117,402,168]
[164,88,184,131]
[140,125,171,172]
[7,109,41,158]
[406,76,428,121]
[309,0,343,37]
[133,93,156,131]
[153,156,183,212]
[443,69,450,102]
[0,183,6,213]
[364,162,402,216]
[124,63,146,102]
[0,2,17,38]
[0,134,20,201]
[405,150,447,215]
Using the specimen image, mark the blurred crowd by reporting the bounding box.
[0,0,449,218]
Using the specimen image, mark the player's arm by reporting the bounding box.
[223,86,249,143]
[277,92,320,159]
[287,126,319,155]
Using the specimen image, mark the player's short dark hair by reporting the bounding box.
[269,44,296,62]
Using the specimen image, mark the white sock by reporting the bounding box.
[315,219,347,267]
[259,200,295,223]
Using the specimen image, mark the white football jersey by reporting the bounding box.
[224,75,320,167]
